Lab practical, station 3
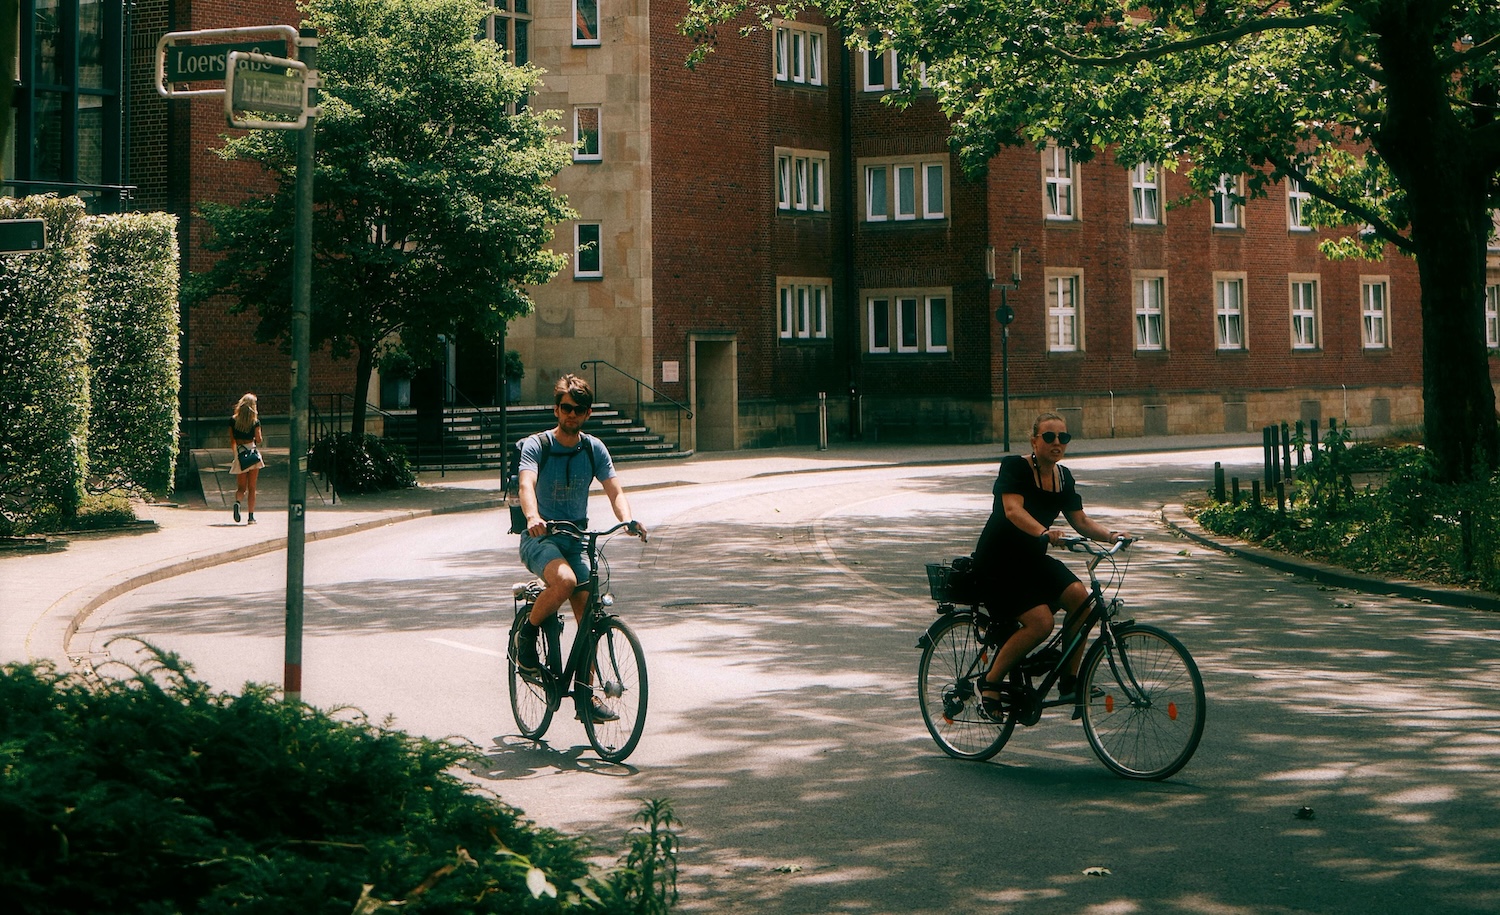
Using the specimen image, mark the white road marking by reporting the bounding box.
[429,637,503,657]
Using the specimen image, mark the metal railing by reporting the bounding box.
[3,180,139,214]
[579,359,692,451]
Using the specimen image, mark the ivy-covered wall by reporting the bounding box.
[0,197,181,531]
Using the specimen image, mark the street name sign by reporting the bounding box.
[225,51,313,129]
[164,40,289,83]
[156,25,301,99]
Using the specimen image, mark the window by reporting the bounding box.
[573,0,599,45]
[778,279,831,341]
[574,223,602,278]
[1215,276,1246,349]
[1288,177,1312,231]
[1213,174,1242,229]
[866,289,952,354]
[862,33,899,91]
[485,0,531,66]
[773,20,826,86]
[776,147,829,213]
[573,106,600,161]
[1361,278,1388,349]
[1490,212,1500,252]
[1133,274,1167,351]
[1046,272,1082,352]
[1290,278,1320,349]
[1488,284,1500,349]
[1131,162,1161,225]
[1044,143,1075,220]
[862,156,949,223]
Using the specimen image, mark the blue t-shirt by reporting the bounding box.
[518,431,616,524]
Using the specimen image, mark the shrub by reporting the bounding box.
[86,213,181,498]
[0,649,677,914]
[309,432,418,493]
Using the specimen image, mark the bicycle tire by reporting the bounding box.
[580,616,648,763]
[508,610,556,740]
[1079,623,1205,780]
[917,615,1016,760]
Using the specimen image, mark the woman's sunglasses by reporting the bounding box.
[557,402,591,415]
[1038,431,1072,444]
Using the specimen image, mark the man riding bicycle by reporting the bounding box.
[511,374,647,719]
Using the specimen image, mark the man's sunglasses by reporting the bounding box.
[1039,431,1072,444]
[557,402,591,415]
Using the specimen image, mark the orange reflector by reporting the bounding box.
[1168,701,1178,720]
[1104,695,1114,713]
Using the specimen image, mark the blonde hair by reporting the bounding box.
[1031,411,1066,437]
[232,393,259,433]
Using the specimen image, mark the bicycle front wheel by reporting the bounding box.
[508,611,556,740]
[917,615,1015,760]
[580,617,648,763]
[1080,624,1205,780]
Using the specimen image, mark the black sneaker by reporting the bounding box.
[232,501,241,523]
[576,696,620,722]
[511,627,541,672]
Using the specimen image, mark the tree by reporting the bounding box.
[684,0,1500,483]
[191,0,574,436]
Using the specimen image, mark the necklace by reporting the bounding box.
[1030,453,1059,492]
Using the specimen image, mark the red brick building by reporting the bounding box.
[7,0,1467,452]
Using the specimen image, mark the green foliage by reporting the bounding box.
[86,212,182,498]
[188,0,575,432]
[505,349,526,381]
[309,431,418,493]
[0,196,93,529]
[1195,444,1500,592]
[615,799,679,915]
[0,649,678,913]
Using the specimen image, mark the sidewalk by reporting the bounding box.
[0,430,1338,671]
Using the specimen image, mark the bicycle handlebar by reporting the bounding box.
[544,519,646,541]
[1058,535,1136,556]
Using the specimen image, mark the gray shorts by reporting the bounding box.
[519,533,590,586]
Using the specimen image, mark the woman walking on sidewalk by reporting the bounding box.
[229,393,265,524]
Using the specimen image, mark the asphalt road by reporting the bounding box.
[81,448,1500,914]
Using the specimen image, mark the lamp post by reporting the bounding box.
[988,243,1023,451]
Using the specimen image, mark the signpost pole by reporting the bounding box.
[284,28,318,702]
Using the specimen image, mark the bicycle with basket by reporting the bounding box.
[917,536,1205,780]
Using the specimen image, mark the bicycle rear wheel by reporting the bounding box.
[917,615,1015,760]
[1079,624,1205,780]
[508,610,556,740]
[580,617,648,762]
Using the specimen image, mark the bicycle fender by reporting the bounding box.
[916,613,970,650]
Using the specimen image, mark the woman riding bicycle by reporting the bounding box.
[973,412,1127,717]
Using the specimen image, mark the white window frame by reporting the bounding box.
[1288,177,1312,231]
[925,295,949,353]
[861,156,949,224]
[1215,274,1247,350]
[574,222,602,278]
[1290,276,1320,350]
[572,105,601,161]
[776,147,829,213]
[777,278,831,341]
[1130,161,1161,225]
[773,20,827,86]
[862,34,899,92]
[1213,174,1242,229]
[1361,277,1389,350]
[865,288,952,354]
[573,0,599,46]
[1487,283,1500,350]
[1046,271,1082,352]
[1044,143,1075,221]
[1133,273,1167,351]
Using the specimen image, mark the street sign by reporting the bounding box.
[225,51,313,129]
[0,218,47,254]
[164,40,289,83]
[156,25,301,99]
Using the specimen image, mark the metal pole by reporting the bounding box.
[1002,293,1011,452]
[285,28,317,702]
[817,391,828,451]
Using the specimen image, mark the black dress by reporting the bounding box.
[973,453,1084,617]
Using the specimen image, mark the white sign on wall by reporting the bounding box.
[662,361,679,383]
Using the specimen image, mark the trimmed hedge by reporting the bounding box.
[0,197,93,529]
[86,213,181,497]
[0,651,677,913]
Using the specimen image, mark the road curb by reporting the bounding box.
[1160,504,1500,614]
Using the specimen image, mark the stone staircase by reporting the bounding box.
[380,402,689,473]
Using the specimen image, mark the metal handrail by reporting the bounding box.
[579,359,693,453]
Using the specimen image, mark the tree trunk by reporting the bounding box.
[351,346,374,438]
[1373,6,1500,484]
